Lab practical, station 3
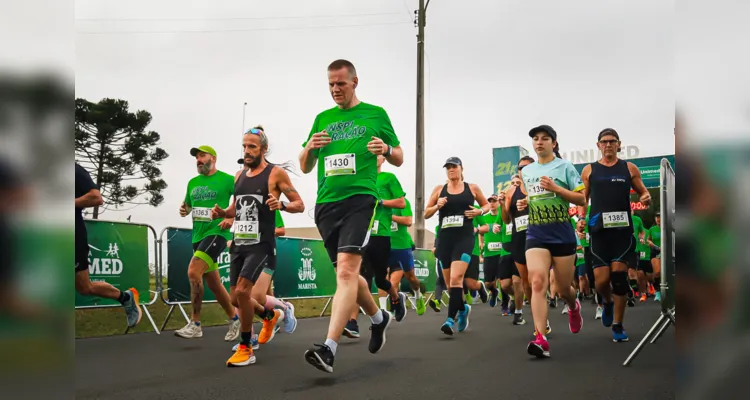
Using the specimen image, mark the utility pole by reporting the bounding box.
[241,102,247,157]
[414,0,429,248]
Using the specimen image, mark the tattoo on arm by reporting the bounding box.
[282,186,298,194]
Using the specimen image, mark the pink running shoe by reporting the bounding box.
[568,299,583,334]
[527,333,550,358]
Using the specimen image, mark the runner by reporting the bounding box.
[388,197,426,315]
[75,163,141,328]
[212,128,304,367]
[628,209,646,305]
[518,125,585,358]
[563,217,587,315]
[467,208,490,305]
[635,220,653,303]
[429,224,446,313]
[300,59,403,373]
[648,212,662,302]
[424,157,490,336]
[175,145,240,341]
[582,128,651,343]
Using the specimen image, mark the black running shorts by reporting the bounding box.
[483,255,502,282]
[589,228,636,269]
[230,243,276,286]
[498,254,520,280]
[315,194,376,265]
[510,232,527,265]
[361,235,391,290]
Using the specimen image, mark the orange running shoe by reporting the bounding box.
[648,284,656,296]
[640,294,647,303]
[227,344,256,367]
[258,309,284,344]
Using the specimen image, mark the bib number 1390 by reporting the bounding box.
[324,154,356,177]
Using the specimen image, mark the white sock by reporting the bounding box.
[378,297,388,310]
[370,310,384,325]
[324,338,338,355]
[515,309,523,314]
[415,288,422,298]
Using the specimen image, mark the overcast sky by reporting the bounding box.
[75,0,675,232]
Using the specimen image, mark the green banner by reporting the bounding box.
[75,221,151,307]
[493,146,530,194]
[165,228,231,303]
[275,237,338,298]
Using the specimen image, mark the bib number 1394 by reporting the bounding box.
[324,153,356,177]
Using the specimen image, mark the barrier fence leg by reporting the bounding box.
[650,318,672,344]
[320,297,333,317]
[161,305,176,331]
[623,313,667,367]
[178,304,190,324]
[142,305,160,335]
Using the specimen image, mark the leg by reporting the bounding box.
[74,269,123,300]
[205,271,236,319]
[526,248,552,336]
[551,255,578,307]
[187,256,210,322]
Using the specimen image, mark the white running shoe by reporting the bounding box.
[225,318,240,341]
[595,306,603,320]
[175,321,203,339]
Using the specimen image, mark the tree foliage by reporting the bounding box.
[75,98,168,218]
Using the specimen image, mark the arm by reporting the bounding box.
[299,146,318,174]
[424,185,443,219]
[581,164,592,205]
[628,162,651,204]
[501,186,515,224]
[75,189,104,209]
[384,145,404,167]
[556,188,586,207]
[383,196,405,209]
[275,227,286,237]
[556,164,587,206]
[469,183,490,214]
[392,215,413,226]
[271,167,305,213]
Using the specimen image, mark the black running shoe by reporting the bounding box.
[512,313,526,325]
[368,309,392,354]
[392,293,407,322]
[343,319,360,338]
[478,282,488,303]
[549,297,557,308]
[305,344,335,373]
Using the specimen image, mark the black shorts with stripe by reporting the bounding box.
[314,194,377,266]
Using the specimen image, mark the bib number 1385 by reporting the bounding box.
[602,211,629,228]
[324,154,356,177]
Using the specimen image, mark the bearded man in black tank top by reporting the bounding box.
[424,157,490,336]
[581,128,651,344]
[211,129,305,367]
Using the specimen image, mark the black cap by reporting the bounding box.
[598,128,620,141]
[443,157,462,168]
[528,125,557,141]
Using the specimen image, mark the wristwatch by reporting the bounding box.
[280,201,288,211]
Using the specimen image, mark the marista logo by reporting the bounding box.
[298,247,317,290]
[88,243,123,275]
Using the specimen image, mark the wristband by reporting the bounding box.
[385,145,392,156]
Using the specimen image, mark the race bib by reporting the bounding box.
[371,220,380,234]
[324,153,356,177]
[586,232,590,241]
[487,242,503,251]
[505,223,513,236]
[514,215,528,232]
[442,215,464,228]
[391,221,398,232]
[640,251,646,259]
[234,220,259,241]
[528,183,555,200]
[191,207,212,222]
[602,211,629,228]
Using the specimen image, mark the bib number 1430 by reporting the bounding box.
[324,154,356,177]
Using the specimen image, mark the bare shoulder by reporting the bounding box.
[626,162,641,175]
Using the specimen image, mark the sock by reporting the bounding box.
[378,297,388,310]
[414,287,422,298]
[240,331,252,346]
[264,296,288,311]
[515,309,523,314]
[117,290,130,304]
[491,287,499,297]
[629,279,638,291]
[370,310,384,325]
[435,284,445,300]
[232,314,239,321]
[448,287,465,319]
[259,308,275,320]
[194,321,201,326]
[654,276,661,289]
[324,338,338,355]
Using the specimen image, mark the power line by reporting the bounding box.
[77,20,411,35]
[75,12,404,22]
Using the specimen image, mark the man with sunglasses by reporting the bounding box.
[581,128,651,343]
[299,59,404,373]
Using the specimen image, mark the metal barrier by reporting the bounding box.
[75,219,161,335]
[624,158,676,366]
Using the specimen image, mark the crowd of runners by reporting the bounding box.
[74,59,665,371]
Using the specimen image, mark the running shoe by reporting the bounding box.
[648,284,656,296]
[343,319,360,338]
[368,309,392,354]
[226,344,256,367]
[416,296,426,316]
[602,302,614,327]
[561,304,570,315]
[512,313,526,325]
[465,292,473,305]
[640,294,647,303]
[122,288,142,328]
[612,324,629,342]
[595,306,603,320]
[489,288,499,308]
[457,304,471,332]
[527,333,550,358]
[654,292,662,302]
[568,299,583,334]
[225,318,240,341]
[283,302,298,334]
[305,343,335,373]
[627,297,636,307]
[441,317,456,336]
[175,321,203,339]
[549,297,557,308]
[392,292,408,322]
[232,334,259,352]
[429,298,441,312]
[478,282,489,303]
[501,306,511,316]
[258,309,284,344]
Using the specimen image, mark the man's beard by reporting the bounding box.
[197,160,213,175]
[244,155,261,169]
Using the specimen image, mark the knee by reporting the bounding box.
[449,275,464,287]
[235,286,252,302]
[529,274,547,293]
[611,271,630,296]
[187,264,204,283]
[501,282,513,293]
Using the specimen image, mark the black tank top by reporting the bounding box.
[588,159,633,234]
[437,182,474,236]
[509,185,529,236]
[232,164,276,252]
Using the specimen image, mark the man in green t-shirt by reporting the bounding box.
[387,198,426,315]
[630,211,647,305]
[177,145,240,341]
[299,59,404,374]
[647,212,662,302]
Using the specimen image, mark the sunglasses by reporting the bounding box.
[245,128,263,135]
[599,139,618,145]
[518,165,526,171]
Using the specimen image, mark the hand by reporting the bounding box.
[465,206,482,219]
[576,230,585,239]
[218,218,233,230]
[431,247,436,255]
[179,202,189,217]
[517,198,528,211]
[436,197,448,209]
[306,131,331,150]
[266,194,281,211]
[367,136,389,156]
[492,224,501,234]
[211,204,225,220]
[496,191,506,202]
[539,176,560,193]
[639,191,652,206]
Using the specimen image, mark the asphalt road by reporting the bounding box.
[76,300,674,400]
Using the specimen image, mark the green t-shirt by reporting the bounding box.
[302,103,401,204]
[575,235,585,266]
[481,212,512,257]
[371,172,406,237]
[275,210,284,229]
[184,171,235,243]
[391,198,414,250]
[579,208,590,247]
[648,225,661,248]
[633,214,648,253]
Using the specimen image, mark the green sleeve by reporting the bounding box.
[403,198,413,217]
[378,107,401,147]
[388,174,406,199]
[275,210,285,228]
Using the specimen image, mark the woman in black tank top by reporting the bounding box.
[424,157,490,336]
[502,157,535,306]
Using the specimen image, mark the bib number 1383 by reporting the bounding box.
[324,153,356,177]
